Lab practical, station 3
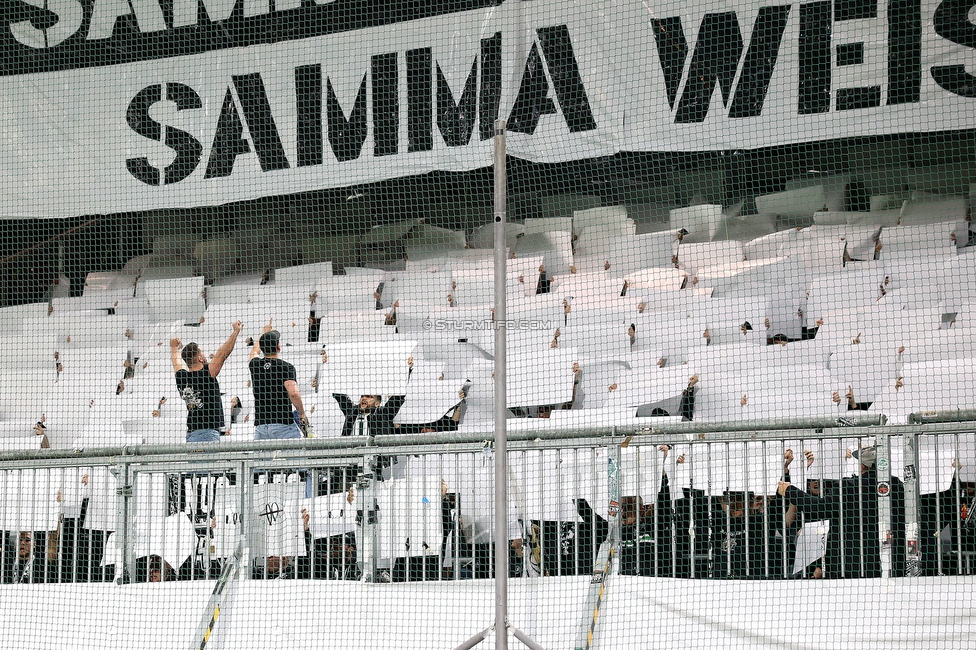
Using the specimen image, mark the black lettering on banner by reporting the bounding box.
[651,17,689,110]
[509,26,596,134]
[437,58,478,147]
[8,0,82,48]
[204,88,251,178]
[728,5,792,118]
[836,41,864,65]
[0,0,501,77]
[232,73,289,171]
[888,0,922,104]
[508,42,557,133]
[125,84,163,186]
[85,0,152,42]
[536,25,597,132]
[163,82,204,183]
[407,47,433,152]
[834,0,880,110]
[479,32,502,141]
[798,1,832,114]
[326,74,368,162]
[173,0,237,27]
[932,0,976,97]
[126,85,161,142]
[674,13,743,123]
[836,86,882,109]
[655,9,790,121]
[372,52,399,157]
[835,0,876,20]
[125,82,203,185]
[295,63,323,167]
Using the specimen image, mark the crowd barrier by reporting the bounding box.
[0,423,973,586]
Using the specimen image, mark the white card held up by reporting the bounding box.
[58,467,91,520]
[129,472,172,531]
[211,477,242,558]
[394,379,467,424]
[82,466,118,532]
[510,449,584,522]
[374,475,442,561]
[436,453,496,545]
[792,520,830,575]
[307,493,357,539]
[319,341,417,396]
[619,446,665,505]
[250,482,307,558]
[507,349,577,408]
[0,470,62,532]
[102,512,198,570]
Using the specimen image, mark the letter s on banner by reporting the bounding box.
[931,0,976,97]
[9,0,83,49]
[125,83,204,186]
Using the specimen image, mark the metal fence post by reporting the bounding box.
[351,442,379,582]
[114,462,133,584]
[876,434,892,578]
[610,440,622,576]
[902,433,921,576]
[240,460,252,581]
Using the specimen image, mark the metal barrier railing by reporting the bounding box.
[0,424,972,585]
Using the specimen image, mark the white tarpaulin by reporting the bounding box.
[2,0,975,217]
[0,577,971,650]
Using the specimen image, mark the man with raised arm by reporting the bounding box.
[171,321,242,443]
[249,320,309,440]
[777,445,906,578]
[330,353,412,438]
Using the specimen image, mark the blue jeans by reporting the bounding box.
[187,429,220,443]
[255,423,301,440]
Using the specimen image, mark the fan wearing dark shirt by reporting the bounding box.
[170,321,242,443]
[249,320,309,440]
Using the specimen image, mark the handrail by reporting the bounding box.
[2,416,975,466]
[641,414,885,434]
[908,409,976,425]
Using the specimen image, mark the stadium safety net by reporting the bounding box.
[0,0,975,647]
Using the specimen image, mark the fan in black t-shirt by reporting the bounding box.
[170,321,242,443]
[248,320,309,440]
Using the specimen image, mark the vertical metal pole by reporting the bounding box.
[241,461,252,581]
[953,433,963,575]
[935,436,944,575]
[857,443,866,577]
[115,462,133,584]
[839,439,847,578]
[877,435,892,578]
[903,433,920,576]
[72,468,81,583]
[760,443,769,578]
[743,443,751,578]
[556,450,563,577]
[574,447,581,575]
[493,118,509,650]
[688,452,696,579]
[610,442,622,575]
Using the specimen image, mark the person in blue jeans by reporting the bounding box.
[171,321,242,443]
[249,321,308,440]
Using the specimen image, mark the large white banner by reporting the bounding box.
[0,0,974,217]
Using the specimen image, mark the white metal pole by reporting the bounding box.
[493,118,509,650]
